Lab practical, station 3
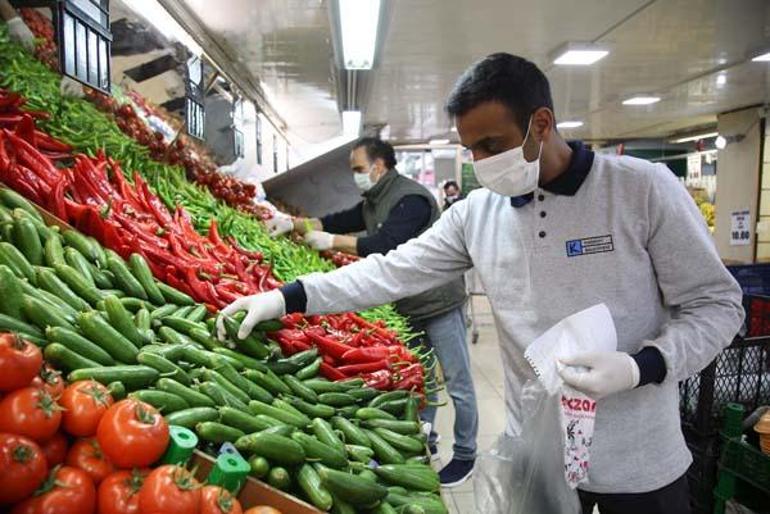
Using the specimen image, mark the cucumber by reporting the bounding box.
[137,352,191,385]
[197,381,248,410]
[346,444,375,463]
[205,368,252,405]
[19,280,77,322]
[303,379,351,394]
[187,328,220,351]
[249,456,270,479]
[100,289,125,298]
[0,313,44,340]
[61,229,99,263]
[130,389,190,413]
[142,343,187,361]
[107,381,126,400]
[0,188,42,221]
[283,374,318,403]
[218,406,277,434]
[337,405,359,419]
[295,357,322,380]
[105,250,147,299]
[255,319,283,332]
[119,297,148,313]
[311,417,346,455]
[64,247,95,286]
[385,493,447,514]
[149,304,179,321]
[36,267,90,312]
[157,281,194,305]
[87,262,113,289]
[316,466,389,507]
[13,218,43,265]
[195,421,245,443]
[0,242,35,283]
[44,232,65,267]
[156,378,216,407]
[265,359,299,376]
[404,397,419,423]
[291,432,348,469]
[259,425,296,438]
[53,263,103,306]
[373,464,439,493]
[77,311,139,363]
[104,295,144,347]
[331,416,371,448]
[22,294,75,330]
[234,432,305,466]
[172,306,194,318]
[370,502,398,514]
[356,407,397,422]
[211,358,273,403]
[242,368,290,395]
[161,316,206,335]
[0,264,25,319]
[273,397,308,420]
[134,309,151,331]
[284,397,336,419]
[380,398,409,417]
[45,327,115,365]
[364,429,405,464]
[348,387,380,403]
[267,467,291,491]
[298,464,333,510]
[221,316,271,359]
[373,428,425,455]
[159,326,198,348]
[44,343,100,372]
[330,494,357,514]
[213,348,266,371]
[127,254,164,305]
[363,419,421,435]
[164,407,219,429]
[248,400,311,428]
[185,304,207,322]
[318,392,357,407]
[86,236,107,268]
[68,365,159,390]
[369,390,409,409]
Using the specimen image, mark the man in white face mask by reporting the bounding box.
[219,54,744,511]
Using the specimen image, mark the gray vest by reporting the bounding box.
[361,169,466,321]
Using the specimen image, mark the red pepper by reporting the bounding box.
[292,339,312,353]
[306,331,351,361]
[341,346,391,364]
[134,172,173,226]
[49,175,69,220]
[319,363,346,381]
[14,114,36,146]
[361,369,392,389]
[0,131,11,172]
[207,218,229,250]
[4,164,43,203]
[392,363,424,391]
[33,130,70,152]
[4,129,58,188]
[165,271,194,297]
[337,360,390,377]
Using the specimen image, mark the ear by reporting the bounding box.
[531,107,555,142]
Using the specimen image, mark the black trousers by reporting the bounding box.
[578,474,691,514]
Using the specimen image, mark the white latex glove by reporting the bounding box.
[60,76,85,98]
[558,351,640,400]
[7,17,35,50]
[216,290,286,341]
[304,230,334,251]
[264,212,293,237]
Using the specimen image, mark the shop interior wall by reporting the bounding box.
[714,107,763,263]
[756,133,770,261]
[263,142,360,218]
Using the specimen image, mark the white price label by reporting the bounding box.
[730,209,751,246]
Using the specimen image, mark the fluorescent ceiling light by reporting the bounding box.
[557,121,584,129]
[622,96,661,106]
[670,131,718,144]
[715,135,727,149]
[551,43,609,66]
[342,110,362,137]
[429,139,450,145]
[716,73,727,86]
[123,0,202,56]
[752,51,770,62]
[338,0,381,70]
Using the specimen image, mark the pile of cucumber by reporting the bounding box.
[0,189,446,514]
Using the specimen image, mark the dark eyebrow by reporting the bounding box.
[351,166,365,172]
[465,136,502,151]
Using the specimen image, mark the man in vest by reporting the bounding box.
[264,137,479,487]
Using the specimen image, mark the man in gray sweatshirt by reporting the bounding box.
[218,53,744,513]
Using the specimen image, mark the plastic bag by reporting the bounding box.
[474,379,581,514]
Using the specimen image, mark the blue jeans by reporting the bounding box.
[411,304,478,461]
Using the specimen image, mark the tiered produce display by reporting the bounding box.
[0,19,446,513]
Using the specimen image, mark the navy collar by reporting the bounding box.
[509,141,594,208]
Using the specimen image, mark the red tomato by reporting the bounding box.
[31,364,65,398]
[0,333,42,391]
[96,399,169,469]
[0,433,48,505]
[65,438,115,484]
[243,508,282,514]
[200,485,242,514]
[40,432,68,466]
[11,466,96,514]
[97,469,148,514]
[0,387,62,442]
[138,465,200,514]
[60,381,113,437]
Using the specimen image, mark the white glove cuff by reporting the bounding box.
[626,353,641,389]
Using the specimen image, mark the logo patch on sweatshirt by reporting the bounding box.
[566,235,614,257]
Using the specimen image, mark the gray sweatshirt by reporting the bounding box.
[299,152,744,493]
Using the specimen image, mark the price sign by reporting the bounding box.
[730,209,751,246]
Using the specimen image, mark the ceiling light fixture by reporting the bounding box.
[716,73,727,87]
[338,0,381,70]
[752,51,770,62]
[551,43,609,66]
[622,96,661,106]
[342,110,362,137]
[429,139,450,146]
[715,134,745,150]
[123,0,202,56]
[557,121,584,129]
[670,131,719,144]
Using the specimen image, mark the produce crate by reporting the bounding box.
[745,295,770,338]
[728,264,770,296]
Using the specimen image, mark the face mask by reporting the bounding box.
[354,166,377,192]
[472,117,543,196]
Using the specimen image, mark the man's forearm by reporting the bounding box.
[331,235,358,256]
[0,0,19,21]
[292,217,322,235]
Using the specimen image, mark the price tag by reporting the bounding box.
[730,209,751,246]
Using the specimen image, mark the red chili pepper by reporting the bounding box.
[0,131,11,172]
[337,360,390,377]
[4,129,58,188]
[306,331,351,361]
[292,340,312,353]
[48,175,69,220]
[208,218,229,250]
[33,130,70,152]
[319,362,346,381]
[4,164,44,203]
[392,363,424,391]
[165,271,194,297]
[340,346,392,364]
[361,369,392,389]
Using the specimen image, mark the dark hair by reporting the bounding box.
[353,137,397,169]
[444,180,459,191]
[446,53,553,133]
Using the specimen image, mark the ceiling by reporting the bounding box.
[168,0,770,147]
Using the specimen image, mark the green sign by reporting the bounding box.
[461,162,481,195]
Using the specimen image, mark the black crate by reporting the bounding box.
[685,430,721,514]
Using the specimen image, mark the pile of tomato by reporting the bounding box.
[0,332,281,514]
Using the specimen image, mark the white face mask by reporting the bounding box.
[472,118,543,196]
[353,165,377,192]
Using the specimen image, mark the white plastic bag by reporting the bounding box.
[474,379,581,514]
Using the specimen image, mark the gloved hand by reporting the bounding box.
[7,17,35,51]
[264,212,293,237]
[304,230,334,251]
[216,289,286,341]
[558,351,640,400]
[60,76,85,98]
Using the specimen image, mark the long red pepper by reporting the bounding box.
[337,360,390,376]
[319,363,346,381]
